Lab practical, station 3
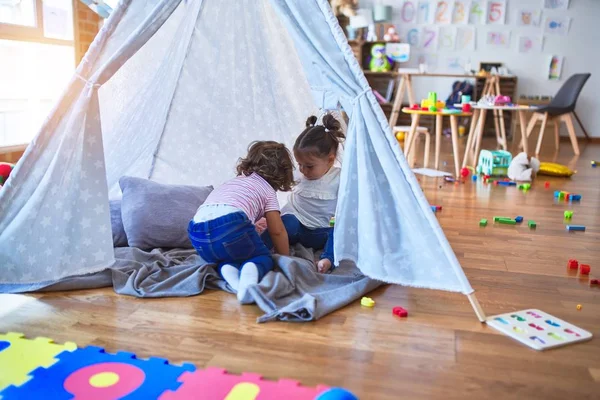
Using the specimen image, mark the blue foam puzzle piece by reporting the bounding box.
[0,340,9,352]
[515,216,523,223]
[0,346,195,399]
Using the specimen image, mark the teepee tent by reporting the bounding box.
[0,0,485,321]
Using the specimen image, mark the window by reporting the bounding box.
[0,0,75,147]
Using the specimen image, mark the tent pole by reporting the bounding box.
[467,293,487,322]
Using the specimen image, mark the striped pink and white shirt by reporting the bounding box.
[195,173,280,223]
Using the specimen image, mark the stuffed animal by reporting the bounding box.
[383,27,400,41]
[330,0,358,18]
[368,44,392,72]
[0,162,14,186]
[507,152,540,182]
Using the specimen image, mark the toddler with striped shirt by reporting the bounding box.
[188,141,294,303]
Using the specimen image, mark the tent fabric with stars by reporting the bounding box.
[0,0,484,320]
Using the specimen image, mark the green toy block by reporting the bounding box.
[564,210,573,219]
[518,183,531,190]
[528,220,537,228]
[497,219,516,225]
[493,216,512,222]
[479,219,488,227]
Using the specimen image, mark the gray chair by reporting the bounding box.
[525,73,591,156]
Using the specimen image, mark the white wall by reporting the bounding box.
[358,0,600,137]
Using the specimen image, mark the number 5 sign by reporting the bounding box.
[487,0,506,25]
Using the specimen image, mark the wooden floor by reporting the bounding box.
[2,134,600,399]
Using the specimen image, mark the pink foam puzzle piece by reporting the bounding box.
[159,367,330,400]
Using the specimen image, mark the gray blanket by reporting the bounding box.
[33,245,382,323]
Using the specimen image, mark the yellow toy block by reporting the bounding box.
[0,332,76,393]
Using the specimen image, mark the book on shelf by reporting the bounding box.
[372,89,388,104]
[385,79,395,102]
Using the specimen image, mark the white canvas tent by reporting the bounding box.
[0,0,485,321]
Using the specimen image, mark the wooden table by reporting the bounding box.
[460,104,538,169]
[402,108,473,177]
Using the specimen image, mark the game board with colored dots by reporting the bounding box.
[486,309,592,351]
[0,332,357,400]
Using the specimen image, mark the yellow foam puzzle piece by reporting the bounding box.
[0,332,77,392]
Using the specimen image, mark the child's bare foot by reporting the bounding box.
[317,259,332,273]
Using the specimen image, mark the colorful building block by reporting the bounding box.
[564,210,573,219]
[0,346,195,400]
[515,216,523,223]
[392,307,408,318]
[518,183,531,190]
[493,216,512,222]
[567,259,579,270]
[570,194,582,201]
[0,332,77,394]
[567,225,586,232]
[159,367,339,400]
[497,219,516,225]
[528,220,536,228]
[479,219,488,227]
[472,175,477,181]
[579,264,591,275]
[497,181,517,186]
[592,160,597,167]
[554,190,561,198]
[544,181,550,188]
[360,297,375,307]
[590,279,599,285]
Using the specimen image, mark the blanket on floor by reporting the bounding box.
[4,245,382,323]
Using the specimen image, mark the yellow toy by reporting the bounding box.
[538,162,575,177]
[360,297,375,307]
[395,131,405,141]
[576,304,582,311]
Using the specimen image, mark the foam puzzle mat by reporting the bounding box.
[0,332,357,399]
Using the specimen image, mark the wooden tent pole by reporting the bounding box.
[467,293,487,322]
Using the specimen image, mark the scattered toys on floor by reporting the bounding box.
[392,307,408,318]
[566,225,586,232]
[567,259,579,270]
[564,210,573,219]
[579,264,591,275]
[528,220,536,229]
[515,216,523,223]
[360,297,375,307]
[479,219,488,227]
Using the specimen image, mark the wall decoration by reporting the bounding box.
[469,0,486,24]
[456,26,476,51]
[434,0,455,24]
[544,16,571,35]
[516,8,542,27]
[439,26,457,50]
[417,53,439,71]
[417,0,434,24]
[400,0,418,24]
[486,31,511,48]
[487,0,506,25]
[446,56,466,72]
[386,43,411,62]
[518,36,543,53]
[421,26,440,50]
[452,0,471,24]
[406,27,421,47]
[544,0,569,10]
[548,55,564,80]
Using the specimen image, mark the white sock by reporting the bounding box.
[237,262,259,304]
[220,264,240,292]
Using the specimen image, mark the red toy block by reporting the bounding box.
[579,264,591,275]
[567,259,579,269]
[392,307,408,318]
[590,279,599,285]
[435,205,442,211]
[544,181,550,188]
[462,103,472,112]
[410,104,420,110]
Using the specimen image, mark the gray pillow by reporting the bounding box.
[119,176,213,250]
[110,200,128,247]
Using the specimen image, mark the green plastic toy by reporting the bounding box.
[476,150,512,176]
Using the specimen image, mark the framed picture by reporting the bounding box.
[479,62,503,72]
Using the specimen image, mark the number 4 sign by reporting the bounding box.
[487,0,506,25]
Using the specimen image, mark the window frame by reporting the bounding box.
[0,0,74,46]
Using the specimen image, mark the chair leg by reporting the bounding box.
[562,113,581,155]
[525,113,540,140]
[535,113,549,156]
[553,118,560,150]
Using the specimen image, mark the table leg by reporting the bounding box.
[450,115,460,178]
[404,113,420,158]
[493,109,501,147]
[462,108,479,168]
[473,109,487,168]
[406,76,416,106]
[518,110,528,154]
[498,109,507,149]
[435,114,442,170]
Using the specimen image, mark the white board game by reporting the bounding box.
[486,309,593,351]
